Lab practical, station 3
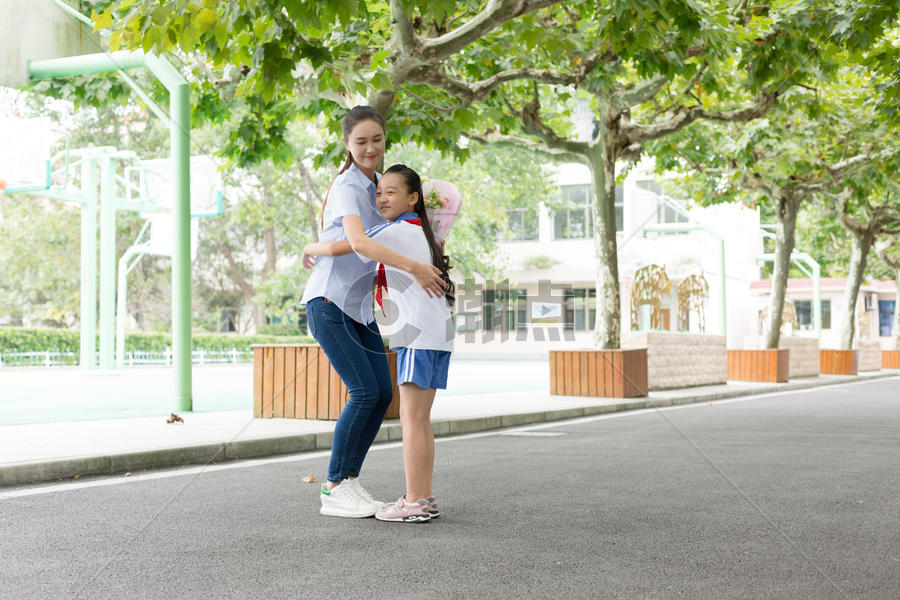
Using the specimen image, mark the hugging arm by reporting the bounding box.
[301,240,353,268]
[341,214,445,298]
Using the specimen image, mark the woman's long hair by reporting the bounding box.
[384,164,456,307]
[319,105,387,228]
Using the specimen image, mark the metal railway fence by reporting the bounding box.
[0,348,251,367]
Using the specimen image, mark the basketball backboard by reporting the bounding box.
[0,116,54,192]
[0,0,100,88]
[135,155,224,218]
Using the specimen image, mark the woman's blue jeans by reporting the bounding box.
[306,297,393,482]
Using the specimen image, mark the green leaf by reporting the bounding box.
[92,8,113,32]
[371,70,393,92]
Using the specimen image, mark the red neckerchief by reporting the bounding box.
[376,217,422,314]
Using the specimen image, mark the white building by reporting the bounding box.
[749,277,898,349]
[451,161,765,354]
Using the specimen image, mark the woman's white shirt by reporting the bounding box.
[299,163,386,325]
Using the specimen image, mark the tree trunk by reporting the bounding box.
[764,195,799,349]
[263,226,277,276]
[837,234,872,349]
[296,160,321,242]
[587,112,621,349]
[369,89,396,119]
[251,226,279,329]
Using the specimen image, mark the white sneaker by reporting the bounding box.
[319,481,377,518]
[345,478,386,512]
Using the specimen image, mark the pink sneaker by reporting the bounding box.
[375,497,431,523]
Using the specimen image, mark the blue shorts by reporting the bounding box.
[394,348,451,390]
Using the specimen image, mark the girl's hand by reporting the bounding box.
[301,245,317,269]
[411,262,446,298]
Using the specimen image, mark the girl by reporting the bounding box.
[302,164,455,523]
[300,107,445,519]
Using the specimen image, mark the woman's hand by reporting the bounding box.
[301,245,317,269]
[411,261,446,298]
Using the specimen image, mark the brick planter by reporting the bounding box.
[819,349,859,375]
[549,348,648,398]
[622,331,726,390]
[253,344,400,420]
[727,349,789,383]
[857,339,881,372]
[883,350,900,369]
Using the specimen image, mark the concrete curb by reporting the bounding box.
[1,372,894,487]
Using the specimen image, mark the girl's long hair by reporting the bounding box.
[384,164,456,307]
[320,105,386,228]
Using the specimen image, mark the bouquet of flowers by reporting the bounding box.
[421,179,462,243]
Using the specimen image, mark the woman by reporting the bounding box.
[300,106,444,518]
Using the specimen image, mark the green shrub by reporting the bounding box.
[0,327,314,353]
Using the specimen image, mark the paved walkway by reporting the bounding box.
[2,370,895,487]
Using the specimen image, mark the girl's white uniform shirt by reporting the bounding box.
[361,216,454,352]
[300,163,387,325]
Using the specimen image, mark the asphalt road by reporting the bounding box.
[1,378,898,600]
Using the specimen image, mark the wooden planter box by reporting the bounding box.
[727,349,789,383]
[883,350,900,369]
[549,348,648,398]
[253,344,400,420]
[819,349,859,375]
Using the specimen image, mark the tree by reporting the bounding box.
[96,0,900,350]
[821,185,900,348]
[654,77,876,349]
[456,0,829,348]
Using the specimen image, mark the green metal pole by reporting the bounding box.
[29,49,193,409]
[811,260,822,343]
[98,154,117,370]
[719,236,727,340]
[79,158,98,369]
[28,51,147,80]
[146,54,193,410]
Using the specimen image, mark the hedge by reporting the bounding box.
[0,327,315,353]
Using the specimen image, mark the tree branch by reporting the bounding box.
[389,0,418,53]
[611,75,669,109]
[420,0,564,62]
[467,129,588,164]
[412,46,607,107]
[624,90,779,144]
[506,82,591,157]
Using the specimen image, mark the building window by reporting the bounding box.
[794,300,831,330]
[637,180,688,225]
[880,300,895,337]
[483,288,527,330]
[564,288,596,331]
[504,208,539,241]
[553,185,622,239]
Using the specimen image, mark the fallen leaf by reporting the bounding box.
[302,474,316,483]
[707,402,714,406]
[73,475,80,479]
